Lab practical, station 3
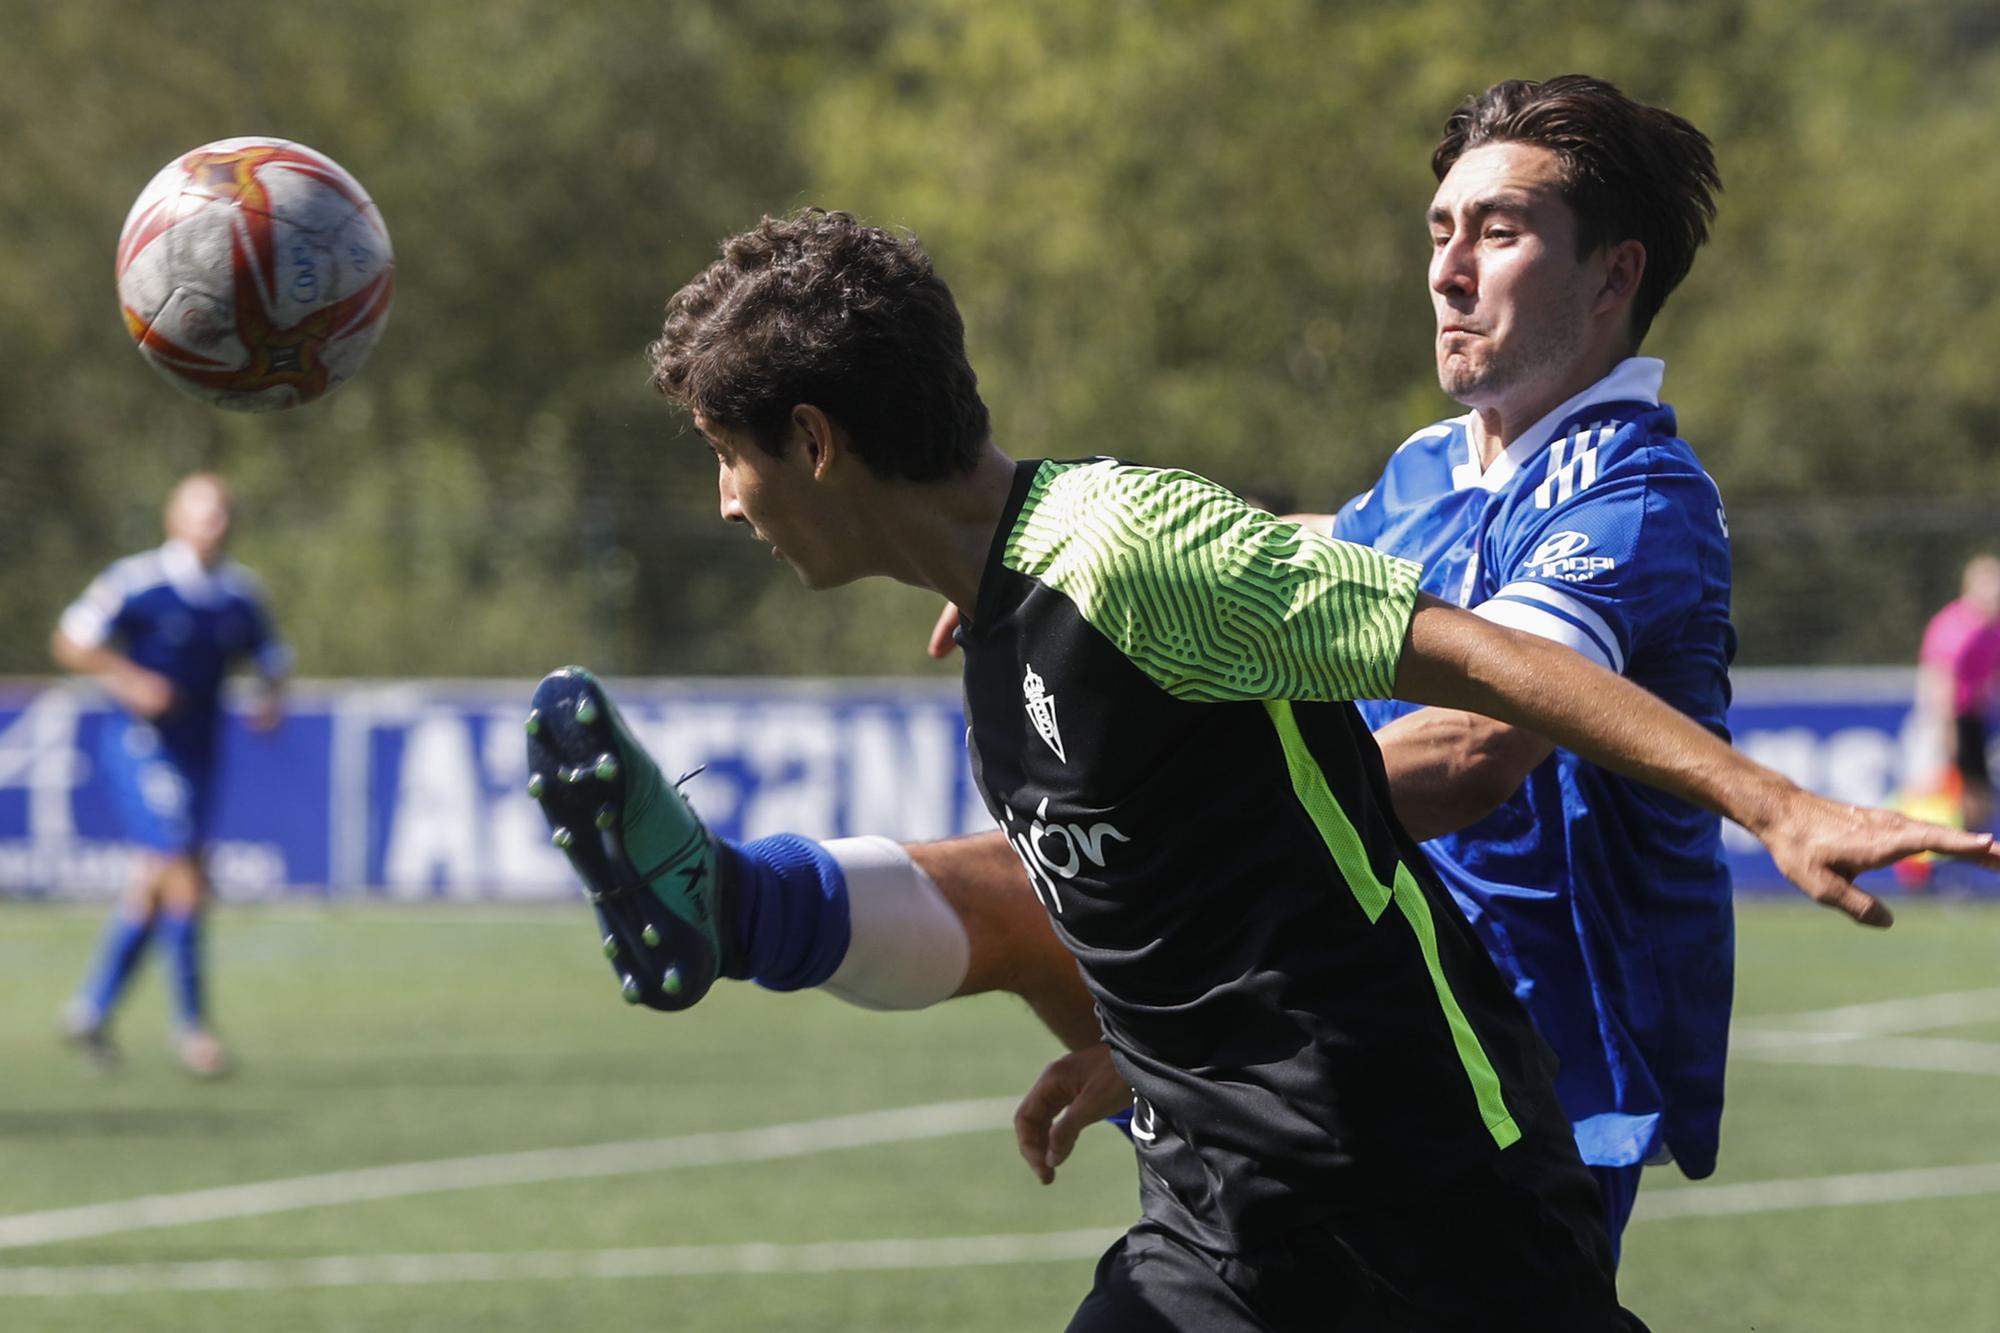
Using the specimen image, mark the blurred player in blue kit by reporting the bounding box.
[55,472,288,1076]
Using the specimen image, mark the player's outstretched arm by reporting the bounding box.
[1391,594,2000,926]
[1281,511,1559,841]
[929,593,1547,842]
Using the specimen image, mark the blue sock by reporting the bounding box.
[79,912,155,1023]
[726,834,852,991]
[157,907,205,1030]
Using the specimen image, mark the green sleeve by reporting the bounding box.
[1003,460,1420,702]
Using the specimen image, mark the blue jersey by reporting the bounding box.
[59,541,287,771]
[1332,357,1736,1178]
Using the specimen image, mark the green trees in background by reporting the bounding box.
[3,0,1995,675]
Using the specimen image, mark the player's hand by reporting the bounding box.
[1014,1042,1132,1185]
[248,690,283,733]
[1760,789,2000,927]
[116,666,176,720]
[927,603,963,659]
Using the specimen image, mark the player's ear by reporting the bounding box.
[792,404,842,481]
[1595,239,1645,319]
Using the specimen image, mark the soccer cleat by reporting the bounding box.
[525,666,742,1012]
[174,1027,231,1079]
[59,999,119,1074]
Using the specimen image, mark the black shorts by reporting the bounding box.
[1067,1117,1646,1333]
[1954,713,1991,788]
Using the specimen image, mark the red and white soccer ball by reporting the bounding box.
[115,136,394,411]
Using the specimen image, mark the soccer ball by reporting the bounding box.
[115,136,394,411]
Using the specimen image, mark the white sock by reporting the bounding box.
[820,835,970,1010]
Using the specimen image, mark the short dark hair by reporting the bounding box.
[1432,75,1720,345]
[647,208,990,482]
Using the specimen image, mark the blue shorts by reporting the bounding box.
[1592,1162,1644,1265]
[101,720,208,854]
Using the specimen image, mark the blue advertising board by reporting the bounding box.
[0,670,1989,899]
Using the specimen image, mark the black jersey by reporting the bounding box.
[960,458,1567,1252]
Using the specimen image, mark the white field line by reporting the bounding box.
[1730,1031,2000,1076]
[1633,1161,2000,1223]
[1738,987,2000,1037]
[4,989,1992,1276]
[0,1097,1016,1253]
[1732,987,2000,1077]
[10,1160,2000,1298]
[0,1229,1120,1298]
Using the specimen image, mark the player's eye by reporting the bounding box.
[1483,226,1518,241]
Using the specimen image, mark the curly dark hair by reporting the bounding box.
[1433,75,1721,346]
[647,209,990,482]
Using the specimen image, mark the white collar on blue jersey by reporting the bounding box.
[1448,356,1664,492]
[159,539,230,607]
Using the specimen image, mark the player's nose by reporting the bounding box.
[1430,234,1476,299]
[717,465,745,524]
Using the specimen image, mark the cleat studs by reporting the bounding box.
[595,805,617,830]
[602,935,619,960]
[594,754,619,782]
[575,696,599,726]
[551,827,574,850]
[526,773,545,799]
[524,709,541,736]
[661,968,684,997]
[641,924,661,948]
[561,766,585,784]
[620,975,642,1004]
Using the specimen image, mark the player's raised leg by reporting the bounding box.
[529,666,992,1015]
[528,669,1113,1052]
[525,668,1090,1022]
[902,833,1101,1049]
